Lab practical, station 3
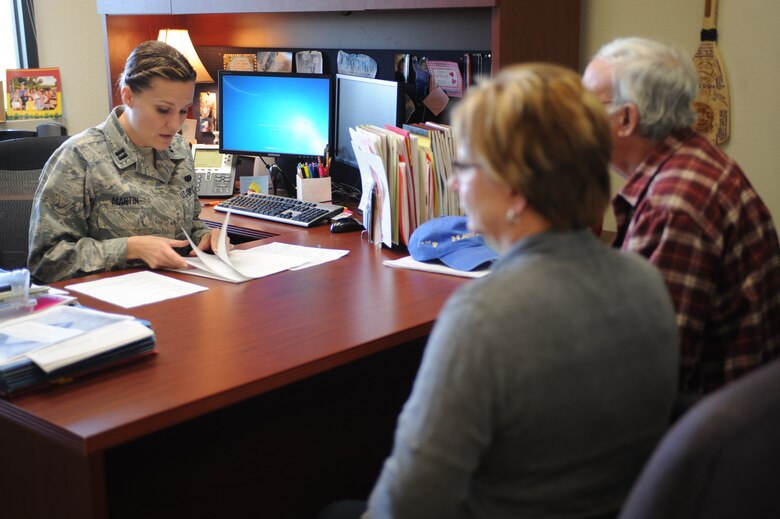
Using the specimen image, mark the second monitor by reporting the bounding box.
[333,74,401,168]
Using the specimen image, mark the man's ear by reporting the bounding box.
[119,85,133,107]
[617,103,641,138]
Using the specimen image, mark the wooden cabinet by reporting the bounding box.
[97,0,579,107]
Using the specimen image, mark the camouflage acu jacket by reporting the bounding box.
[28,107,210,283]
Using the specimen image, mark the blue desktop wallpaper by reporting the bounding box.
[220,74,331,157]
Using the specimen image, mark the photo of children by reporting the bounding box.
[5,67,63,120]
[199,91,217,133]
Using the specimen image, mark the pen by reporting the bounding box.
[200,200,220,207]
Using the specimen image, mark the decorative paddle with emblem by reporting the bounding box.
[693,0,730,145]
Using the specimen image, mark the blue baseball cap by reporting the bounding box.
[408,216,498,271]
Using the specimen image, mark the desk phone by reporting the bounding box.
[192,144,237,197]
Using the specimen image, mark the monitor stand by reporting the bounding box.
[253,156,298,198]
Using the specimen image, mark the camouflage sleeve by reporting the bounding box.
[180,148,211,245]
[28,145,129,283]
[189,185,211,244]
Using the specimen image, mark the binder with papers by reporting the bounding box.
[0,305,156,397]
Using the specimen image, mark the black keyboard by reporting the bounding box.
[215,193,344,228]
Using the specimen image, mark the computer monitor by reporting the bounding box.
[334,74,401,168]
[218,71,332,161]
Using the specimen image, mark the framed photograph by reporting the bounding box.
[198,91,217,134]
[223,54,257,71]
[5,67,63,120]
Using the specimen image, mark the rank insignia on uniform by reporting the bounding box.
[115,149,128,160]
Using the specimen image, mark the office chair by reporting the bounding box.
[36,122,68,137]
[618,357,780,519]
[0,135,69,270]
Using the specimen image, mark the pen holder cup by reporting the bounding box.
[296,176,332,203]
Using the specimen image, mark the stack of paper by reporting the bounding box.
[0,305,156,397]
[351,122,461,248]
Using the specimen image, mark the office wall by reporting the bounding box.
[33,0,109,133]
[582,0,780,229]
[28,1,780,229]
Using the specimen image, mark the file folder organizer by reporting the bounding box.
[351,122,461,249]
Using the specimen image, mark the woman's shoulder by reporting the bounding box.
[40,126,115,178]
[55,126,111,159]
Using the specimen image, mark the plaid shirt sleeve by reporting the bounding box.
[623,206,719,388]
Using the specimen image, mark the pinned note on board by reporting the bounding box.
[337,50,377,79]
[426,60,464,97]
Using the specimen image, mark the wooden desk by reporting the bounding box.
[0,215,468,518]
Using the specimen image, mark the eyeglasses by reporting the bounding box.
[452,160,481,176]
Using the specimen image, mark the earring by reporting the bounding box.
[505,207,517,224]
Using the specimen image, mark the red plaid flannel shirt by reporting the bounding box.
[613,128,780,393]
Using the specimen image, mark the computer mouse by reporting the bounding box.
[330,217,364,233]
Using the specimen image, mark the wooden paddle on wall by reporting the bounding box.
[693,0,730,145]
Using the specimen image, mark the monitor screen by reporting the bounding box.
[334,74,401,167]
[219,71,332,159]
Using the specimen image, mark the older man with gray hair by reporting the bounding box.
[583,37,780,396]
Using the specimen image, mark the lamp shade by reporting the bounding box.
[157,29,213,83]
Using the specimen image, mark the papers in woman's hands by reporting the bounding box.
[177,211,308,282]
[174,210,349,282]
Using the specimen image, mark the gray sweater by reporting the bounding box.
[367,230,678,518]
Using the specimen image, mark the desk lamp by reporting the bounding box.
[157,29,214,83]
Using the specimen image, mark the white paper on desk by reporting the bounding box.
[253,242,349,270]
[383,256,490,279]
[354,147,393,248]
[65,271,208,308]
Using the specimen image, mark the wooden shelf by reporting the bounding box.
[97,1,579,107]
[98,0,499,15]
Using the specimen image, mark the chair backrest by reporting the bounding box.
[618,357,780,519]
[0,135,69,270]
[37,122,67,137]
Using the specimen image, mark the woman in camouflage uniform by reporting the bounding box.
[28,41,224,283]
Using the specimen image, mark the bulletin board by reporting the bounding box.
[192,45,491,189]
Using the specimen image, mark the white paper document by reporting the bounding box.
[66,271,208,308]
[252,242,349,270]
[354,147,393,248]
[383,256,490,279]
